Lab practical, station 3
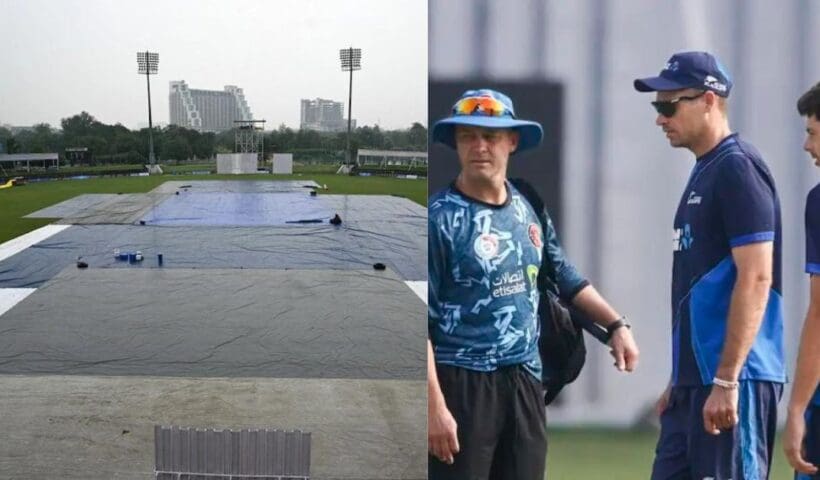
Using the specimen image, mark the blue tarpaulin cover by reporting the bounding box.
[140,192,332,226]
[0,191,426,287]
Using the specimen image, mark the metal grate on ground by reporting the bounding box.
[155,425,310,479]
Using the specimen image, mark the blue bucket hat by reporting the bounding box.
[634,51,732,97]
[432,89,544,154]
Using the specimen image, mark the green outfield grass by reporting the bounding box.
[546,428,794,479]
[0,173,426,243]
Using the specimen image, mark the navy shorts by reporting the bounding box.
[651,381,782,480]
[797,405,820,480]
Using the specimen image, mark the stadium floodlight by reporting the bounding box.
[339,47,362,169]
[137,51,159,167]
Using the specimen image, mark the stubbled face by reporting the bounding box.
[654,89,707,150]
[804,115,820,167]
[455,126,518,185]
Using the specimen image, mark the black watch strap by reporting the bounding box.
[606,316,630,339]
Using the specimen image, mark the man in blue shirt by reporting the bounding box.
[427,89,639,479]
[634,52,785,480]
[783,81,820,479]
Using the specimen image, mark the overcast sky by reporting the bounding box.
[0,0,427,130]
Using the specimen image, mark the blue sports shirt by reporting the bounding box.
[803,184,820,407]
[671,134,785,386]
[428,181,588,380]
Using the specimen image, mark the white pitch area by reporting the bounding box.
[0,288,36,317]
[405,281,427,305]
[0,224,71,262]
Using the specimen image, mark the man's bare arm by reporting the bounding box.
[716,241,773,381]
[427,339,459,464]
[783,276,820,473]
[571,285,640,372]
[703,241,772,434]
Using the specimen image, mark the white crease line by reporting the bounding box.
[405,281,427,305]
[0,224,72,262]
[0,288,36,316]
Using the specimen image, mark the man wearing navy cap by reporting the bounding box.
[427,89,639,479]
[635,51,786,480]
[783,81,820,479]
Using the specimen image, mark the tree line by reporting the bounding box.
[0,112,428,165]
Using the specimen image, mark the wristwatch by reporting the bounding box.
[606,315,631,340]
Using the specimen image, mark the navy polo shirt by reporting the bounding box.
[671,133,785,386]
[804,184,820,407]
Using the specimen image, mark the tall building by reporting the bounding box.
[300,98,354,132]
[169,81,253,132]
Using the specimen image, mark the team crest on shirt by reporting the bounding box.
[528,223,542,248]
[474,233,500,259]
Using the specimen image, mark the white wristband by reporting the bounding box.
[712,377,739,390]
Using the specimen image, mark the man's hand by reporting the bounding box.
[702,385,739,435]
[569,285,639,372]
[428,402,459,465]
[655,384,672,416]
[783,409,819,475]
[608,327,639,372]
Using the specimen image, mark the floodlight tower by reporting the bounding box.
[339,47,361,169]
[137,51,159,169]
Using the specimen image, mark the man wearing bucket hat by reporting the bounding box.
[427,89,639,478]
[634,52,785,480]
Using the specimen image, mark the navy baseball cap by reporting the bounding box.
[432,89,543,154]
[634,51,732,97]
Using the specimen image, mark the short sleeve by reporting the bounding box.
[716,155,776,247]
[805,186,820,274]
[541,208,589,301]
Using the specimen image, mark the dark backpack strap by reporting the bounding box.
[510,178,585,405]
[508,178,559,295]
[510,178,610,344]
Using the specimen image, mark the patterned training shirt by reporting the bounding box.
[428,181,587,379]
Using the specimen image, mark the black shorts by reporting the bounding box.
[429,364,547,480]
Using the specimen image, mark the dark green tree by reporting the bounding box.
[161,136,192,161]
[60,112,99,138]
[408,122,427,149]
[4,137,20,154]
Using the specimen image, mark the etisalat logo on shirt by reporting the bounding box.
[491,269,528,298]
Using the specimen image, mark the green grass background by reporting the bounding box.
[546,428,795,479]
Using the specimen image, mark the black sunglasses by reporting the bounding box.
[651,91,706,118]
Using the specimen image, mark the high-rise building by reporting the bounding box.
[169,81,253,132]
[300,98,354,132]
